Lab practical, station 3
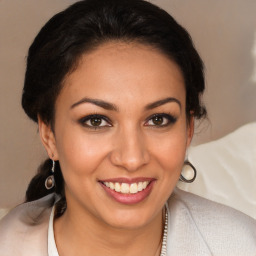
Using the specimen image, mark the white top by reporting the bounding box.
[48,206,59,256]
[1,190,255,255]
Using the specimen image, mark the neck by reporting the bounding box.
[54,202,164,256]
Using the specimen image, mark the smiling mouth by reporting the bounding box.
[102,181,150,194]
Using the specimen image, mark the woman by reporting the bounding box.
[0,0,255,255]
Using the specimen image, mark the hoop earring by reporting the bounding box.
[45,160,55,190]
[179,160,197,183]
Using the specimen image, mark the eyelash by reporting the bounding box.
[145,113,177,128]
[79,114,112,130]
[78,113,177,130]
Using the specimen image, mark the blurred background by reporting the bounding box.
[0,0,256,208]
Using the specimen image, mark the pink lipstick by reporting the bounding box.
[99,177,156,205]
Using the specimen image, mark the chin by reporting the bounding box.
[98,203,161,230]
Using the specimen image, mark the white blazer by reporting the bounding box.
[0,188,255,256]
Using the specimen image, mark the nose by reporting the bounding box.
[109,127,150,172]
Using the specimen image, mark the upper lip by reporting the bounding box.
[99,177,156,184]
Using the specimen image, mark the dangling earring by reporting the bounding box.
[45,159,55,190]
[179,160,197,183]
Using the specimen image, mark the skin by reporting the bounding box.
[39,42,194,256]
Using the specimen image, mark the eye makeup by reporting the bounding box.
[77,111,177,132]
[78,114,112,130]
[144,113,177,128]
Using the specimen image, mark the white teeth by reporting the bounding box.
[129,183,138,194]
[103,181,150,194]
[138,182,143,191]
[121,183,130,194]
[142,181,148,189]
[114,182,121,192]
[109,182,115,190]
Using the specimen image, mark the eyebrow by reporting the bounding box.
[70,97,119,111]
[144,97,181,110]
[70,97,181,111]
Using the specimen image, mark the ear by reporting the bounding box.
[38,116,59,160]
[186,116,194,148]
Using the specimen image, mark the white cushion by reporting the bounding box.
[178,122,256,219]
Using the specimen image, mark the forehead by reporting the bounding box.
[59,42,185,108]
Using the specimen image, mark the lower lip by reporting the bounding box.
[100,181,155,205]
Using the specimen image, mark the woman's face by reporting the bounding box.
[40,42,193,229]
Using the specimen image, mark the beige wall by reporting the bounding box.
[0,0,255,208]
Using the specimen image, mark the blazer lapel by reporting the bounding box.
[166,194,213,256]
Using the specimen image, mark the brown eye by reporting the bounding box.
[152,116,163,125]
[79,114,111,129]
[145,113,177,127]
[90,118,102,126]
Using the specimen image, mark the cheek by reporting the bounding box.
[149,130,187,174]
[157,143,186,175]
[55,126,111,178]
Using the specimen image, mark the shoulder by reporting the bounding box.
[0,193,57,256]
[167,188,256,254]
